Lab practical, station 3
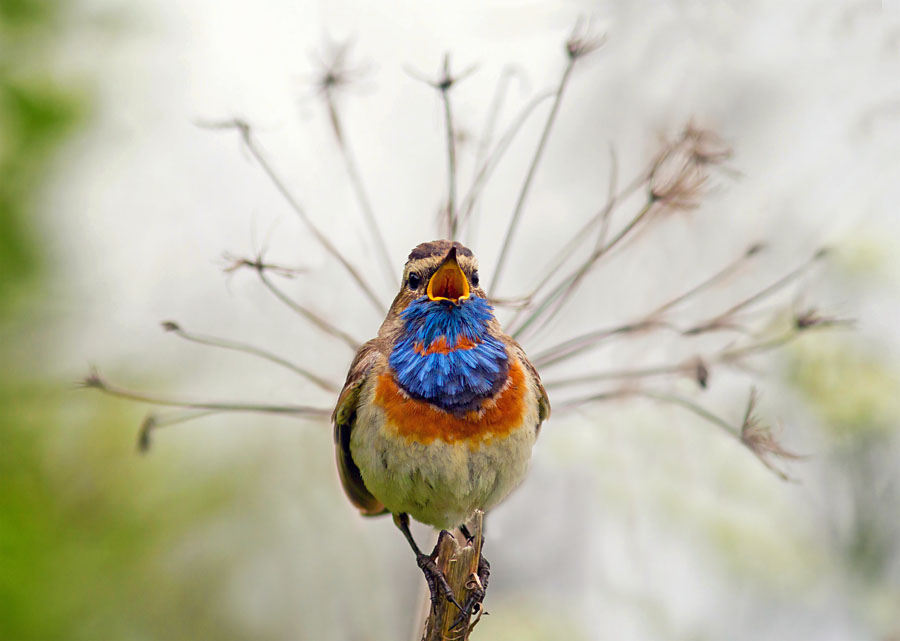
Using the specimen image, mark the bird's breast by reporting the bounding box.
[373,357,530,448]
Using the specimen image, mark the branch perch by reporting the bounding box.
[422,510,485,641]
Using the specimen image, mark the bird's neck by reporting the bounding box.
[389,297,509,414]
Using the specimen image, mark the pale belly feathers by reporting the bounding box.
[350,362,540,530]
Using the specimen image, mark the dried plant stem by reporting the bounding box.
[491,57,577,292]
[560,388,796,480]
[545,321,842,391]
[560,388,741,440]
[323,89,396,286]
[471,66,523,183]
[136,409,223,452]
[81,369,331,418]
[513,197,658,340]
[422,510,485,641]
[545,360,701,390]
[504,162,652,331]
[199,119,386,314]
[531,245,811,369]
[162,321,339,393]
[682,250,826,334]
[440,55,460,240]
[458,91,555,238]
[596,145,619,250]
[256,268,361,351]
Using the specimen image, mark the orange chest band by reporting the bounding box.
[373,359,528,446]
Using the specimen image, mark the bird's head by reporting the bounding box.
[385,240,507,413]
[389,240,484,316]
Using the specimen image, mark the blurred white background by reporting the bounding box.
[16,0,900,639]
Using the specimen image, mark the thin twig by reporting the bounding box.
[161,321,340,393]
[323,90,396,287]
[440,54,460,239]
[137,409,222,453]
[198,119,386,314]
[596,144,619,250]
[503,159,652,330]
[557,387,797,479]
[405,57,477,239]
[457,90,555,237]
[490,56,576,293]
[544,313,849,390]
[471,66,525,185]
[258,270,362,351]
[224,253,361,351]
[491,22,605,291]
[545,360,699,390]
[80,368,331,418]
[512,196,658,340]
[682,249,828,335]
[530,244,785,368]
[307,40,393,283]
[510,122,735,337]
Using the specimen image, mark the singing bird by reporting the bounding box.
[332,240,549,619]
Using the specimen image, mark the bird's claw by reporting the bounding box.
[450,554,490,630]
[416,543,464,613]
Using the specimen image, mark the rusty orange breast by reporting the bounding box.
[374,358,528,447]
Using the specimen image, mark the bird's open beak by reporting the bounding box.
[427,247,470,303]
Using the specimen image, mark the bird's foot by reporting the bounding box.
[450,553,490,630]
[417,531,464,612]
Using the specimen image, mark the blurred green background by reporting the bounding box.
[2,1,899,640]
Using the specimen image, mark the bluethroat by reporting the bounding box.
[333,240,550,621]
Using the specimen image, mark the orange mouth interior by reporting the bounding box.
[427,258,470,302]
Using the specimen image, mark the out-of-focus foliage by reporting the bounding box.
[788,337,900,438]
[0,387,249,640]
[787,335,900,603]
[0,3,241,639]
[0,0,84,319]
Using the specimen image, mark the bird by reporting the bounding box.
[332,239,550,623]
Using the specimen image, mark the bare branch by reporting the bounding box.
[224,253,361,351]
[503,158,653,331]
[407,55,478,239]
[544,310,851,390]
[596,144,619,250]
[530,244,780,368]
[470,65,527,184]
[160,321,340,393]
[510,123,736,339]
[544,359,702,390]
[311,41,396,286]
[491,23,605,292]
[557,387,797,481]
[682,249,828,335]
[80,367,331,418]
[197,119,386,314]
[512,196,658,340]
[137,409,222,453]
[739,389,802,480]
[457,90,555,236]
[441,54,461,239]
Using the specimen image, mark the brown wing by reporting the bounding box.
[505,337,551,430]
[332,339,388,517]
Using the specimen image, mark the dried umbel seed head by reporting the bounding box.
[310,39,370,97]
[566,26,606,60]
[649,124,732,210]
[739,390,801,480]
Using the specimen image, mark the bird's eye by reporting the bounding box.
[407,272,422,289]
[471,270,480,287]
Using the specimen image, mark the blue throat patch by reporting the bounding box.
[389,296,509,414]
